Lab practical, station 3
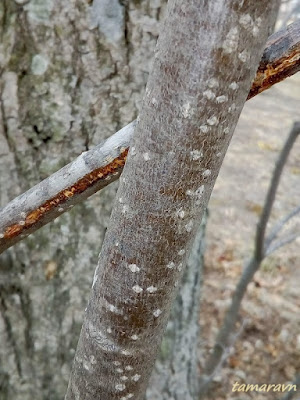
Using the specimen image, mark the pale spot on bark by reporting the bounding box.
[203,89,215,100]
[143,152,150,161]
[125,365,133,371]
[216,95,228,103]
[181,102,193,118]
[128,263,140,273]
[131,146,136,156]
[239,14,253,29]
[207,116,218,126]
[116,368,124,373]
[177,263,183,271]
[238,50,249,63]
[186,189,194,196]
[19,220,26,226]
[202,169,211,177]
[107,303,121,314]
[115,242,119,247]
[0,233,4,239]
[119,197,124,203]
[256,17,262,27]
[195,185,205,205]
[146,286,157,293]
[185,220,193,232]
[31,54,49,75]
[222,27,239,54]
[120,376,128,381]
[132,285,143,293]
[224,127,230,134]
[113,361,122,366]
[130,334,139,340]
[216,152,222,158]
[175,208,185,218]
[58,207,64,212]
[115,384,126,391]
[121,349,131,356]
[178,249,185,256]
[83,361,90,370]
[200,124,209,133]
[20,212,26,218]
[121,394,134,400]
[105,175,112,180]
[207,78,219,88]
[252,25,260,37]
[229,82,239,90]
[90,355,96,365]
[153,309,162,317]
[151,97,158,107]
[132,374,141,382]
[166,261,175,269]
[122,205,129,214]
[190,150,203,160]
[228,103,236,113]
[107,327,112,334]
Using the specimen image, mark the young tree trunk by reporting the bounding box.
[0,1,173,399]
[65,1,279,399]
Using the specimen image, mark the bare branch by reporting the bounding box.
[265,203,300,246]
[201,121,300,392]
[248,19,300,99]
[255,121,300,261]
[1,21,300,255]
[265,231,300,256]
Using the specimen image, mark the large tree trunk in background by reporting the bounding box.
[0,1,190,399]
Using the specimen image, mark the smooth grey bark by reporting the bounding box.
[146,214,207,400]
[0,1,172,399]
[65,1,280,399]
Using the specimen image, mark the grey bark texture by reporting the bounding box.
[0,1,183,399]
[65,1,279,400]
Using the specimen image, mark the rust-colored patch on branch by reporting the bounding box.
[2,148,129,240]
[248,20,300,99]
[248,48,300,99]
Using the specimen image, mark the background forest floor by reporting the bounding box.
[201,73,300,399]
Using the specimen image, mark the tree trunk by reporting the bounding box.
[0,1,175,399]
[146,215,207,400]
[65,1,279,399]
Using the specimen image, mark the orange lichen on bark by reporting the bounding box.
[2,148,129,240]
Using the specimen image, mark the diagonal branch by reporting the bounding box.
[265,203,300,247]
[1,20,300,255]
[255,121,300,261]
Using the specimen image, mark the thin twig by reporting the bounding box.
[0,21,300,255]
[200,122,300,394]
[266,231,300,256]
[255,121,300,261]
[265,204,300,247]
